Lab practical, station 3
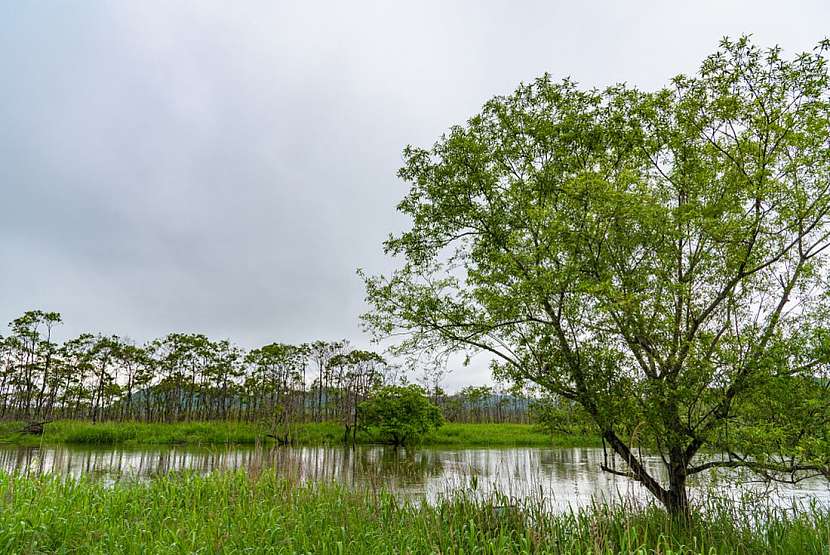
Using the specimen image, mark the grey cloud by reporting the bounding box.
[1,0,828,390]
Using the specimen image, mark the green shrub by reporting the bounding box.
[358,385,443,445]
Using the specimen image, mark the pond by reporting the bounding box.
[1,444,827,512]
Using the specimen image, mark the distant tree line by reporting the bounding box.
[0,311,532,426]
[430,386,530,424]
[0,311,391,426]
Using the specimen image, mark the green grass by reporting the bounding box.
[422,422,600,447]
[0,420,266,446]
[0,471,825,554]
[0,420,600,448]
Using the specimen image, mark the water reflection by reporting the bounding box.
[0,445,826,512]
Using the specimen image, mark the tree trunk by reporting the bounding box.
[602,430,691,519]
[666,462,690,519]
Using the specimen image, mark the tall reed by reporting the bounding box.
[0,471,825,554]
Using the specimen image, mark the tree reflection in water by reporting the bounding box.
[0,445,825,512]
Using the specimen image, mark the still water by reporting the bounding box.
[1,444,827,512]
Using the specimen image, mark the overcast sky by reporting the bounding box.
[1,1,828,390]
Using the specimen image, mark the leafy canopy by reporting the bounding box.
[358,385,443,445]
[363,37,830,513]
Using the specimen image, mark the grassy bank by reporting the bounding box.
[0,420,600,448]
[0,471,825,554]
[423,422,600,447]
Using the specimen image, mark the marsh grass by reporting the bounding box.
[424,422,600,447]
[0,471,825,554]
[0,420,266,446]
[0,420,598,448]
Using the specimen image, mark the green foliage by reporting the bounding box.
[358,385,444,445]
[530,395,597,437]
[0,315,396,429]
[0,471,826,554]
[362,36,830,513]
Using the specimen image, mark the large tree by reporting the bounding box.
[363,38,830,515]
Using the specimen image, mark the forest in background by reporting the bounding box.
[0,310,532,427]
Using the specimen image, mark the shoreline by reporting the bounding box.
[0,420,602,449]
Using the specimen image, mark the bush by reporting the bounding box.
[358,385,443,445]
